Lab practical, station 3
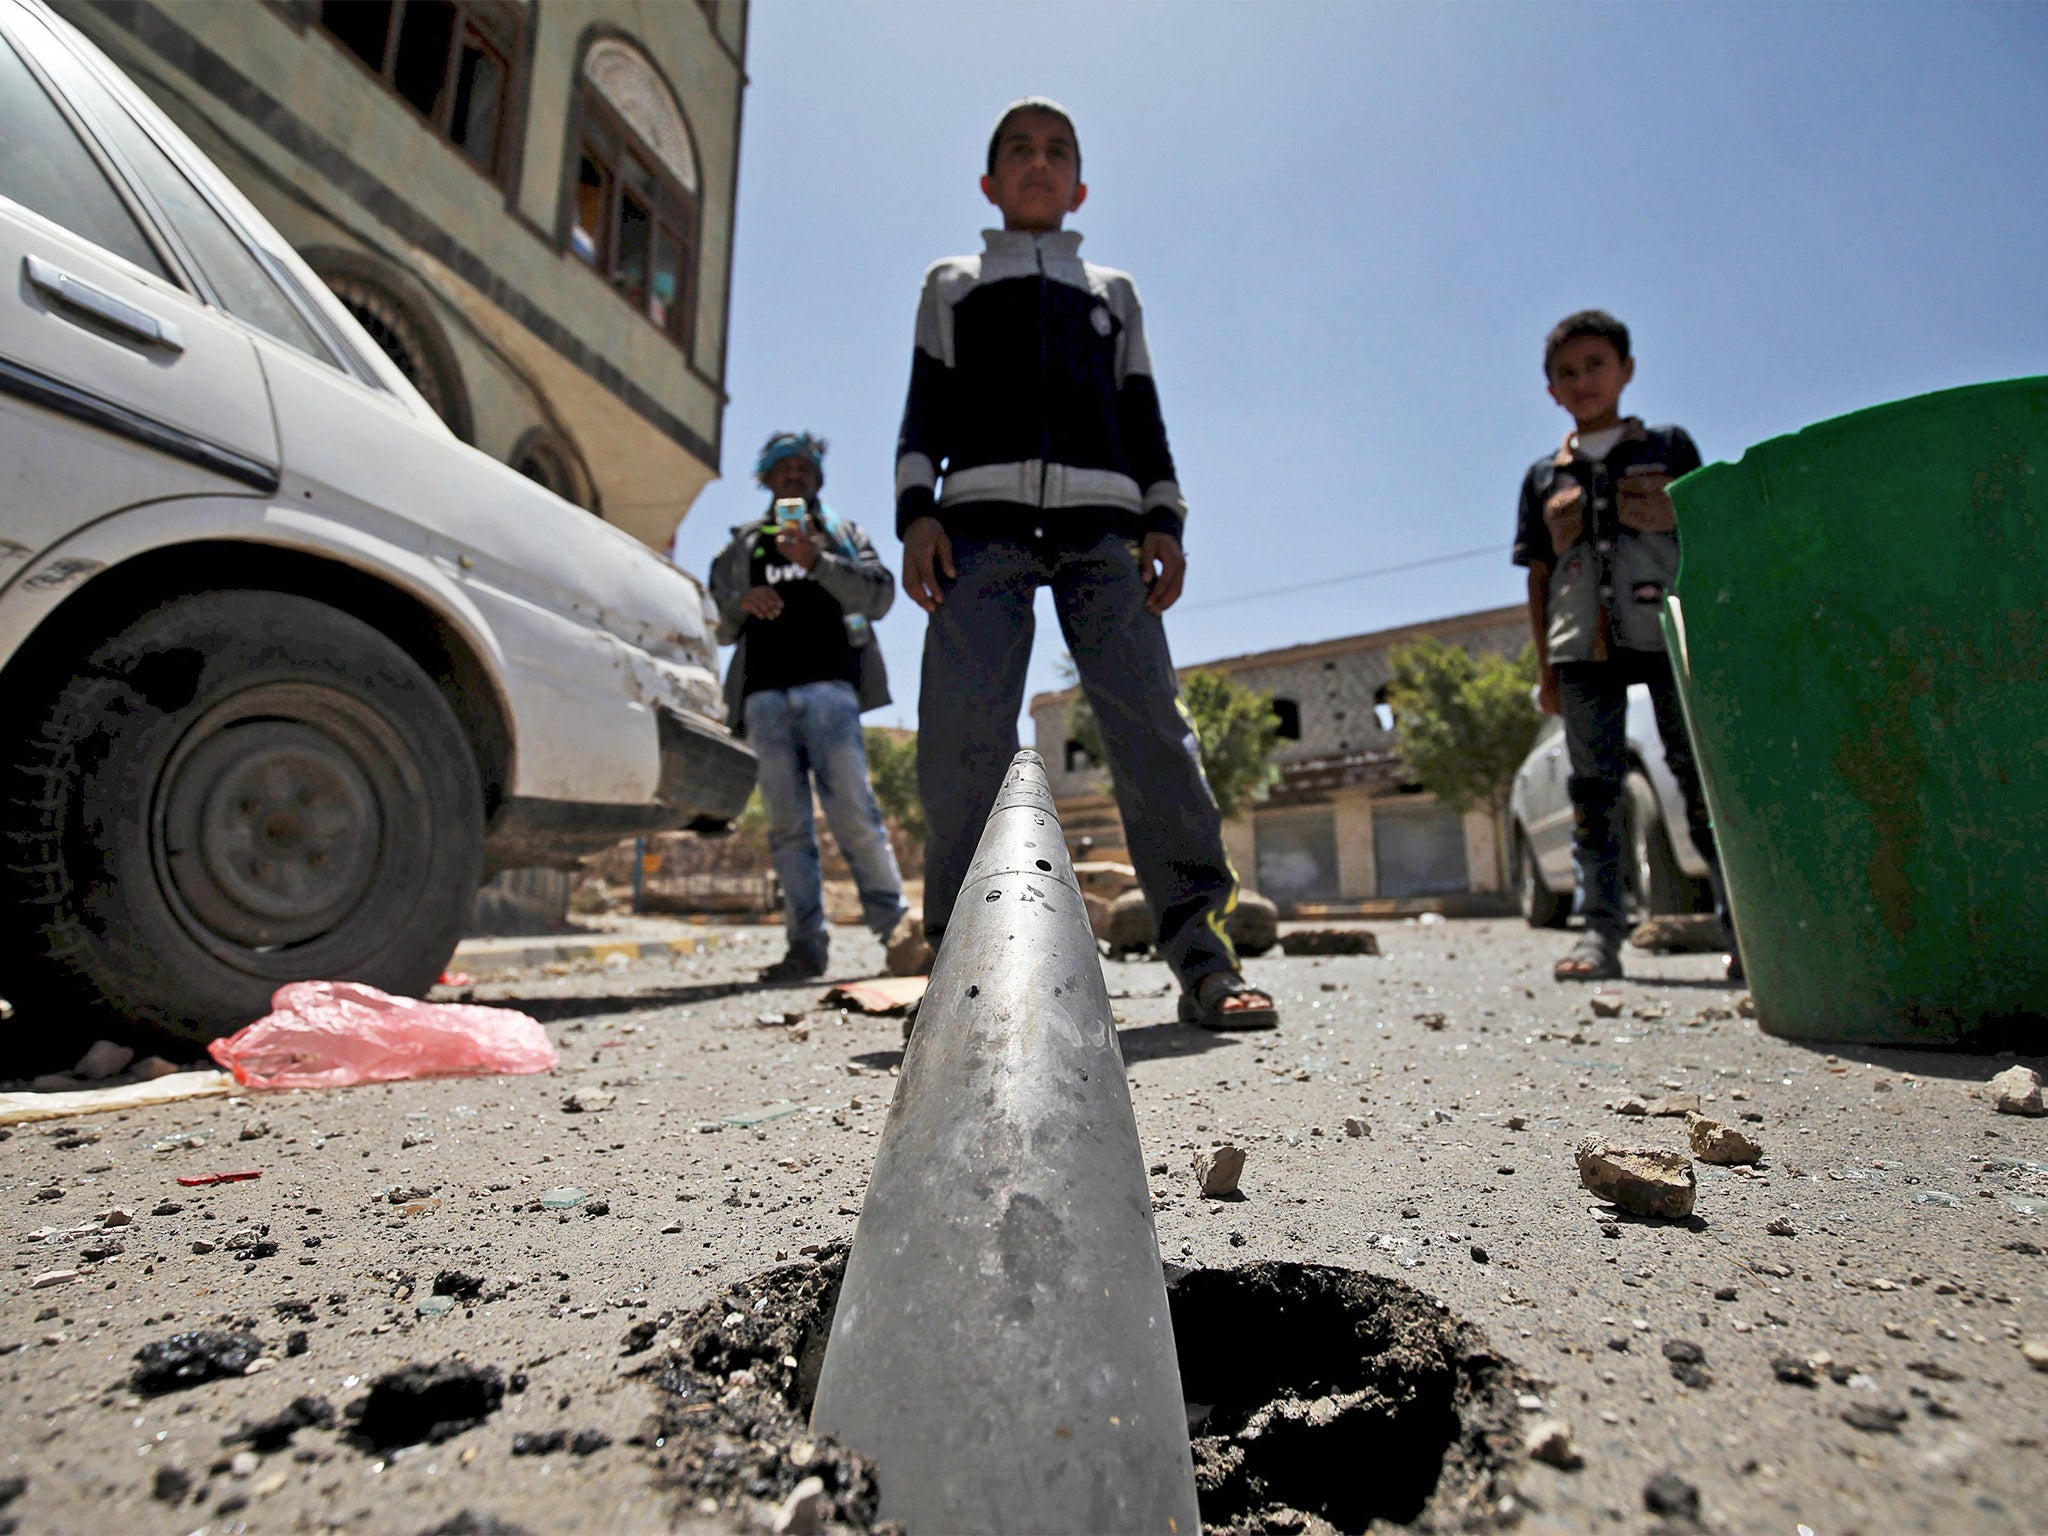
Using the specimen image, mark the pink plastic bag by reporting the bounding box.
[208,980,557,1091]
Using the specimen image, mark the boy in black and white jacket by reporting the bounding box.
[896,97,1275,1028]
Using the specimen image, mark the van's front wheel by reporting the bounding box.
[2,590,482,1049]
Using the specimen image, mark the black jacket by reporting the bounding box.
[895,228,1185,542]
[708,510,893,734]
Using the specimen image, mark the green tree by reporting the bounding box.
[1383,638,1541,882]
[1063,660,1282,820]
[864,727,924,844]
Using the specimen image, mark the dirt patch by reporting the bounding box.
[646,1245,882,1530]
[648,1250,1519,1534]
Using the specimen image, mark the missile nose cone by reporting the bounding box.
[810,751,1200,1535]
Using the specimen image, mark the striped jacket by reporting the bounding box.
[894,228,1185,541]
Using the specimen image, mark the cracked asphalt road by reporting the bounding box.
[2,916,2043,1535]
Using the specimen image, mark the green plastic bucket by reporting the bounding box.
[1664,377,2048,1045]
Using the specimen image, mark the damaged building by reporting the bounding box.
[1030,605,1528,917]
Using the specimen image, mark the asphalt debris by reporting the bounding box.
[348,1360,505,1448]
[132,1329,264,1394]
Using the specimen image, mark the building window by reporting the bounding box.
[1270,698,1301,740]
[1064,739,1092,775]
[317,1,516,176]
[511,426,596,511]
[568,39,700,348]
[1373,684,1397,734]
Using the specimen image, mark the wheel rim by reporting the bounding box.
[154,682,413,958]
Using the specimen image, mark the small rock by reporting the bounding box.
[1575,1141,1696,1220]
[238,1121,271,1142]
[1647,1093,1701,1118]
[99,1208,134,1228]
[1277,928,1378,956]
[72,1040,135,1080]
[229,1451,260,1478]
[1524,1417,1582,1469]
[1988,1065,2044,1117]
[350,1360,504,1448]
[1713,1286,1737,1302]
[227,1394,336,1451]
[1589,995,1624,1019]
[1470,1245,1489,1264]
[386,1186,433,1205]
[1414,1011,1447,1031]
[1841,1402,1908,1433]
[133,1329,264,1393]
[1643,1472,1699,1522]
[151,1465,191,1503]
[400,1131,433,1149]
[1766,1217,1798,1237]
[1662,1338,1711,1388]
[190,1240,217,1255]
[132,1056,181,1081]
[29,1270,77,1290]
[2020,1339,2048,1373]
[1507,1115,1527,1131]
[1614,1098,1649,1117]
[885,912,933,978]
[561,1091,616,1115]
[1687,1112,1762,1166]
[152,1201,183,1216]
[770,1474,830,1535]
[29,1073,77,1092]
[1194,1145,1245,1198]
[1341,1116,1371,1138]
[1771,1355,1817,1386]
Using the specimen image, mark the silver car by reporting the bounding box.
[0,0,752,1047]
[1508,684,1712,927]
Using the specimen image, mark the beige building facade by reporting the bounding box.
[1029,605,1530,916]
[58,0,747,550]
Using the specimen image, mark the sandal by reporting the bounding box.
[1554,933,1623,983]
[1178,972,1279,1031]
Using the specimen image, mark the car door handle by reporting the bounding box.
[23,254,183,354]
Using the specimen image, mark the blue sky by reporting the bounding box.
[669,0,2048,734]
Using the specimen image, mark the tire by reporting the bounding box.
[1623,771,1686,917]
[1514,828,1569,929]
[2,590,482,1048]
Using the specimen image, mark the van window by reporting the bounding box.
[0,37,166,278]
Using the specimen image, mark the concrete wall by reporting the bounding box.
[60,0,745,550]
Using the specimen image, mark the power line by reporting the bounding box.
[1183,543,1510,611]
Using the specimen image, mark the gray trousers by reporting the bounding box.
[917,530,1240,991]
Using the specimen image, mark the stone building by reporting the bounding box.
[1029,604,1529,916]
[56,0,748,551]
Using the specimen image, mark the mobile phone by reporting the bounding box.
[772,498,806,535]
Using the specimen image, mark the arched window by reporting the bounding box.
[510,426,597,511]
[568,38,699,348]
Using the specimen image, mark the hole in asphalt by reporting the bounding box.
[1169,1261,1520,1533]
[653,1252,1520,1533]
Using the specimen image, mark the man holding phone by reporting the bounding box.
[709,433,910,982]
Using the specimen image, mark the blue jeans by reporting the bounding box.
[917,531,1240,993]
[744,679,908,956]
